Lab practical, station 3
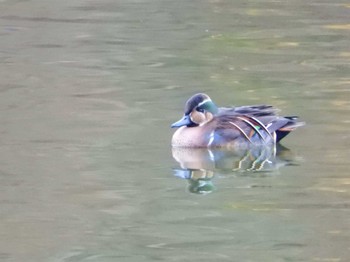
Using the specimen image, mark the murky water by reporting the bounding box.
[1,0,349,261]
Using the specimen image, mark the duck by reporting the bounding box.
[171,93,304,148]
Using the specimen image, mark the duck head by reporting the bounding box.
[171,93,219,128]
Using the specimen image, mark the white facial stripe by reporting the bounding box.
[197,99,211,108]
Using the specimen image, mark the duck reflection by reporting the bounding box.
[172,145,296,194]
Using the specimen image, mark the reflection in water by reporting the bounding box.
[172,145,296,194]
[1,0,349,260]
[173,168,215,194]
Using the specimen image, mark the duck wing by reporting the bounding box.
[219,105,278,117]
[214,113,304,144]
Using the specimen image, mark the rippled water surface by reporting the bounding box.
[1,1,349,261]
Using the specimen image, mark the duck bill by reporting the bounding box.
[171,115,192,128]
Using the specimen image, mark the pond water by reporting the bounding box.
[0,0,349,261]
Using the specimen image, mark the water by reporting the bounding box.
[0,0,349,261]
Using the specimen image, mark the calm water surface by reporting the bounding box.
[0,0,349,261]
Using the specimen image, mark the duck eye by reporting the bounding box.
[196,108,205,113]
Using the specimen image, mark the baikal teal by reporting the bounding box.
[171,93,304,148]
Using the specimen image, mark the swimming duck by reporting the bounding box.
[171,93,304,148]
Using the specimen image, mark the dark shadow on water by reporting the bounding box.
[172,144,298,194]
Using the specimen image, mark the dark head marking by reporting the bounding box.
[184,93,211,115]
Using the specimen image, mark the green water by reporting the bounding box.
[0,0,349,261]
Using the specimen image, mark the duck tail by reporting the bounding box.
[276,116,305,142]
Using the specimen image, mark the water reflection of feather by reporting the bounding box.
[172,145,296,194]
